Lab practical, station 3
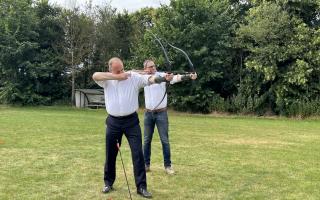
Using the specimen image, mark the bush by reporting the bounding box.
[285,98,320,118]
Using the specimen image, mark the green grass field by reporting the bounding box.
[0,106,319,200]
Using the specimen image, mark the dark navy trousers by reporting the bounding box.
[104,112,147,189]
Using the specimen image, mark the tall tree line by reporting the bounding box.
[0,0,319,117]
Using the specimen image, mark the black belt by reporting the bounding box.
[109,112,137,119]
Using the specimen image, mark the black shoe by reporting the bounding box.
[137,187,152,198]
[102,185,113,193]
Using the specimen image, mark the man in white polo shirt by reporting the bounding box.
[142,59,197,175]
[92,57,172,199]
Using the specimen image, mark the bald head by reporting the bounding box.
[108,57,124,74]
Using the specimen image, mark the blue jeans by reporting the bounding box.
[143,111,171,167]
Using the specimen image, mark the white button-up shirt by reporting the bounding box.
[95,72,150,116]
[144,72,180,110]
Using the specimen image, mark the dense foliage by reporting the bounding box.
[0,0,319,116]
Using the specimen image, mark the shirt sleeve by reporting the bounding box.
[158,72,180,85]
[94,80,107,88]
[170,75,182,85]
[130,72,151,89]
[158,72,166,77]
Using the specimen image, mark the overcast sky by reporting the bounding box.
[49,0,170,12]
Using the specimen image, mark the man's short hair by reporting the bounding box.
[108,57,122,71]
[143,59,153,68]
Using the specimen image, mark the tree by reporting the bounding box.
[60,7,95,105]
[236,1,320,115]
[94,5,118,70]
[0,0,41,104]
[34,0,68,103]
[130,0,238,113]
[94,6,139,71]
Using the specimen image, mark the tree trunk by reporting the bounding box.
[71,51,75,106]
[71,70,75,106]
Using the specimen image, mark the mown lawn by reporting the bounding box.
[0,106,319,200]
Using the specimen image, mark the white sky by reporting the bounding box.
[49,0,170,12]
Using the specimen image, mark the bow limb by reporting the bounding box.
[147,30,171,110]
[148,31,172,72]
[167,43,196,95]
[167,43,195,73]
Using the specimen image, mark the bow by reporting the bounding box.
[147,30,171,110]
[146,30,196,110]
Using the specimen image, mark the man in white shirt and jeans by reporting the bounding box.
[92,57,173,198]
[142,59,197,175]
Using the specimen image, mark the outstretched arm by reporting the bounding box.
[92,72,130,81]
[170,73,197,84]
[148,73,174,84]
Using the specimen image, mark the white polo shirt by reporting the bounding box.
[144,72,180,110]
[95,72,150,116]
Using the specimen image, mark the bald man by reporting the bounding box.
[92,57,172,198]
